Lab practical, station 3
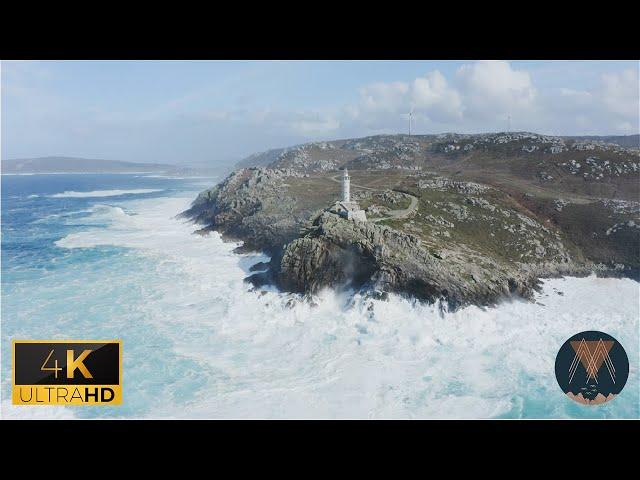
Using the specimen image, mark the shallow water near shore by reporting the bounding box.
[2,174,638,419]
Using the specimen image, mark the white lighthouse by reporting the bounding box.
[330,168,367,222]
[342,168,351,202]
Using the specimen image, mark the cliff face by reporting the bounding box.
[271,211,539,308]
[181,167,305,253]
[183,133,639,309]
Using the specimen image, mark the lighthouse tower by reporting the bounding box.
[330,167,366,222]
[342,168,351,203]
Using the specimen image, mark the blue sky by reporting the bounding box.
[2,60,638,166]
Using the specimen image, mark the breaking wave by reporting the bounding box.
[49,189,163,198]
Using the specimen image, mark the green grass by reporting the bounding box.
[359,195,411,211]
[279,168,638,270]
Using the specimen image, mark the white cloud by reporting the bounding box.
[456,60,536,119]
[359,81,410,114]
[236,108,340,136]
[411,70,462,122]
[343,61,637,136]
[616,121,636,133]
[351,71,462,131]
[289,112,340,136]
[345,61,539,133]
[600,68,639,118]
[200,110,230,121]
[559,87,592,103]
[542,68,639,134]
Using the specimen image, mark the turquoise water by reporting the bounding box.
[1,174,638,419]
[1,174,220,418]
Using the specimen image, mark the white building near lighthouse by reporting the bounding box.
[330,168,367,222]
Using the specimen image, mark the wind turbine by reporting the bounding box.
[403,105,414,136]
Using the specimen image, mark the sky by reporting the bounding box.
[1,60,638,166]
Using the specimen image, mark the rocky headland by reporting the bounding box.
[182,133,640,309]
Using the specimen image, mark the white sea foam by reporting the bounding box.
[46,193,640,419]
[136,174,219,179]
[1,401,76,420]
[49,189,163,198]
[32,208,96,224]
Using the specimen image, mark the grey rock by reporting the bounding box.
[275,210,538,309]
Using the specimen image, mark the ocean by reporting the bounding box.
[1,173,638,419]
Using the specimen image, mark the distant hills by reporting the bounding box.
[236,133,640,171]
[1,156,176,174]
[231,131,639,203]
[564,134,639,148]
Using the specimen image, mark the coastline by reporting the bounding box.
[2,174,638,419]
[1,171,175,175]
[196,219,640,306]
[181,167,640,310]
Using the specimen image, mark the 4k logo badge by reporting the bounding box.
[12,340,122,405]
[555,331,629,405]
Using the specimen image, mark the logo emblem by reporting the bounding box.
[555,331,629,405]
[12,340,122,405]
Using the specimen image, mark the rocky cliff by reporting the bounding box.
[269,210,543,308]
[181,167,305,253]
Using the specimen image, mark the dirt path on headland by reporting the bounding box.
[329,174,418,222]
[370,194,418,222]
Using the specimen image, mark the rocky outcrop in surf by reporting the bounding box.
[266,210,540,308]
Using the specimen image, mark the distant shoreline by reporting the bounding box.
[1,171,175,175]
